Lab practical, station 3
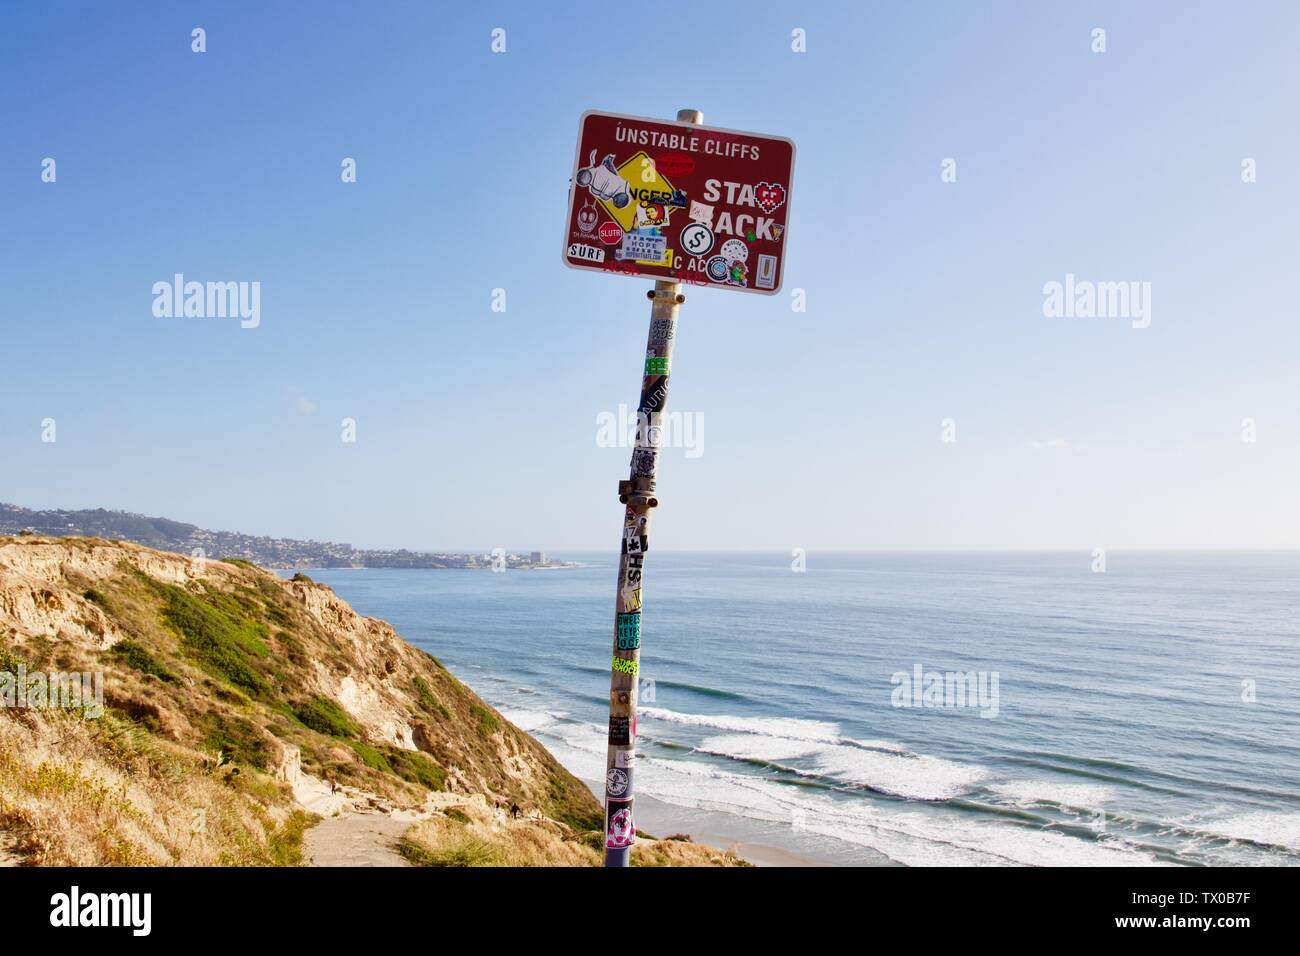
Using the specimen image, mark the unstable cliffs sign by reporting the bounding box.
[563,111,795,295]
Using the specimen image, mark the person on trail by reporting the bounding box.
[510,803,519,820]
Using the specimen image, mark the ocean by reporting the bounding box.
[282,551,1300,866]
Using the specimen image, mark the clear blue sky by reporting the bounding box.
[2,1,1296,551]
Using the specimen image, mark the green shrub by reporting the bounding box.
[546,773,604,832]
[294,697,358,738]
[473,705,498,737]
[347,740,393,774]
[110,640,176,682]
[153,583,269,697]
[199,713,271,771]
[386,748,446,791]
[266,811,314,866]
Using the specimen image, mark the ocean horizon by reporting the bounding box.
[280,550,1300,866]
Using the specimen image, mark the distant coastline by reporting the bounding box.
[0,502,573,571]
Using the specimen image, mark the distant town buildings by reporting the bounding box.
[0,503,565,571]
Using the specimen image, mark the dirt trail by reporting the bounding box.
[289,754,482,867]
[303,814,412,867]
[293,772,425,867]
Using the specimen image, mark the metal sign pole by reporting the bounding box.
[602,107,703,868]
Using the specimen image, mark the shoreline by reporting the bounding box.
[580,778,837,867]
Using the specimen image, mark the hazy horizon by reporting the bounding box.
[8,497,1299,557]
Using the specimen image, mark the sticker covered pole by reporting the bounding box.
[602,108,703,867]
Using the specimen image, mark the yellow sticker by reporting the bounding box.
[638,247,674,268]
[598,151,680,233]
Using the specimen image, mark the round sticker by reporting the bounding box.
[679,222,714,257]
[705,255,730,282]
[720,238,749,263]
[606,767,630,797]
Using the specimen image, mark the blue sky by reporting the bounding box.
[1,1,1297,551]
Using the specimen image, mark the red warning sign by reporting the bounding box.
[562,111,795,295]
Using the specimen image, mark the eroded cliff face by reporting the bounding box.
[0,536,601,865]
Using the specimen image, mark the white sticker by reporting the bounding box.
[756,253,778,289]
[568,242,606,263]
[720,238,749,264]
[615,233,668,264]
[606,767,631,797]
[688,200,714,225]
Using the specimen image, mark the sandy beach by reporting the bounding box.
[582,779,855,867]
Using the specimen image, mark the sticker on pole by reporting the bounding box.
[563,111,795,295]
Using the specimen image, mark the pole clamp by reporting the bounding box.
[618,477,658,508]
[646,289,686,305]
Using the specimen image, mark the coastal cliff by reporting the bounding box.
[0,536,739,867]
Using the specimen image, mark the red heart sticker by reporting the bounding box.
[755,181,786,215]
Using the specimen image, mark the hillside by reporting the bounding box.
[0,503,558,569]
[0,536,740,867]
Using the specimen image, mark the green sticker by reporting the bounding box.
[644,357,670,375]
[617,612,641,650]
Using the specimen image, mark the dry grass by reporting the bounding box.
[0,708,310,866]
[398,797,746,868]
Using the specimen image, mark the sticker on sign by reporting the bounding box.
[562,111,795,295]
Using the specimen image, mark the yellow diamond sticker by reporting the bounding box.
[594,151,681,233]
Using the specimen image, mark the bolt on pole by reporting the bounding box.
[602,108,703,868]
